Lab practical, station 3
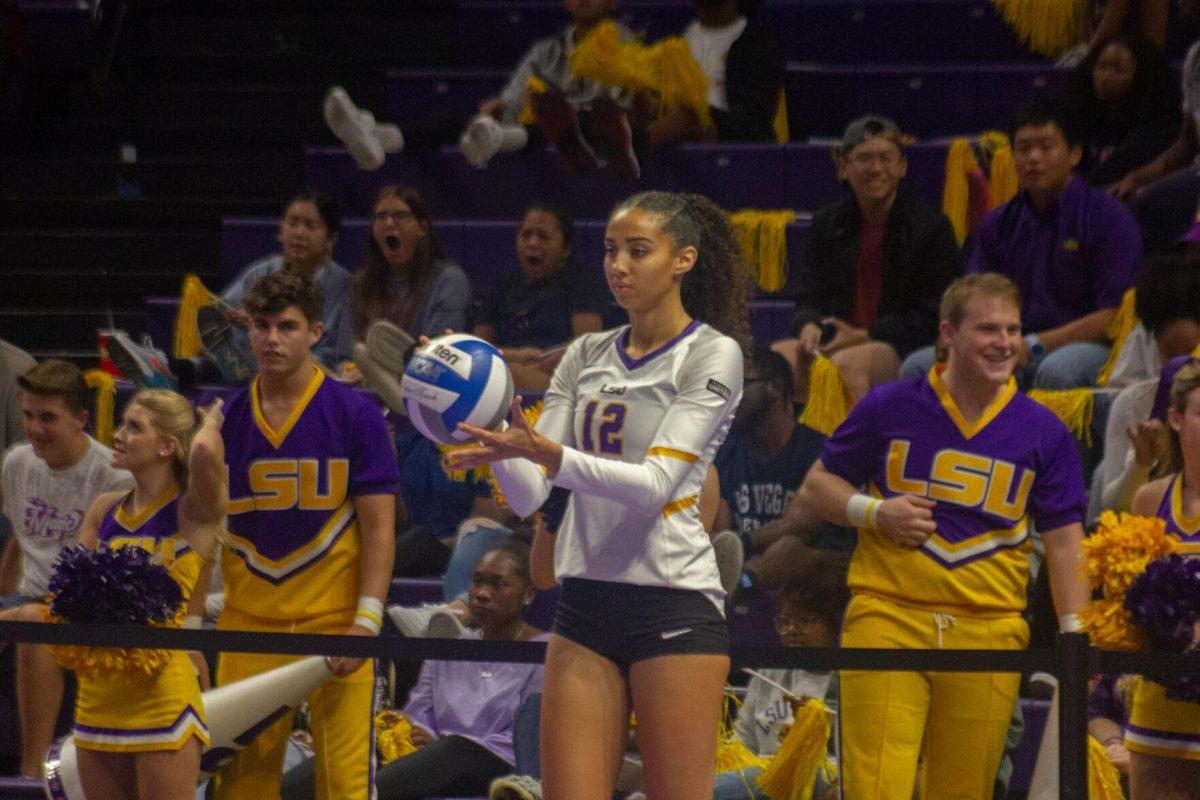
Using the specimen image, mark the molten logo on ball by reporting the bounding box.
[400,334,514,445]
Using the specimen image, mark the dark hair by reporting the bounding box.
[18,359,89,414]
[244,270,325,324]
[1136,253,1200,338]
[750,346,794,402]
[285,190,342,238]
[778,549,852,633]
[1066,34,1179,135]
[1008,98,1082,147]
[522,201,575,251]
[483,538,533,587]
[353,184,445,339]
[611,191,750,354]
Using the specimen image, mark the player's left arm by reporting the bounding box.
[1041,522,1089,626]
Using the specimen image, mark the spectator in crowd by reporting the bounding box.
[1089,675,1136,779]
[712,349,851,593]
[778,116,960,401]
[214,272,398,800]
[0,359,132,778]
[1066,33,1180,187]
[472,203,607,390]
[280,540,547,800]
[326,0,637,179]
[644,0,784,149]
[210,191,354,379]
[1097,255,1200,516]
[348,184,470,347]
[0,339,34,455]
[713,551,849,800]
[902,100,1142,389]
[1110,0,1200,252]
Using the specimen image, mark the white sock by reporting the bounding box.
[375,123,404,153]
[496,123,528,152]
[459,114,503,168]
[323,86,385,171]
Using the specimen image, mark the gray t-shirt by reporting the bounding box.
[1,438,132,598]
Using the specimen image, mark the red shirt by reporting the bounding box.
[852,219,885,329]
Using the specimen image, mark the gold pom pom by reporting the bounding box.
[756,697,834,800]
[375,709,418,764]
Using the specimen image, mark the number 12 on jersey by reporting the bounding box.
[581,401,626,456]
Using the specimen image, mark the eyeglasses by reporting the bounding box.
[847,151,902,168]
[373,210,415,224]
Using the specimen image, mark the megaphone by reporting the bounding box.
[45,656,332,800]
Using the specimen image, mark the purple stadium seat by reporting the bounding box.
[1010,698,1051,792]
[748,300,797,345]
[145,295,179,353]
[727,590,781,647]
[389,577,446,606]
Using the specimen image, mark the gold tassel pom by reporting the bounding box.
[798,356,852,436]
[570,20,713,130]
[1028,388,1095,446]
[1094,289,1138,387]
[438,402,544,508]
[375,709,418,765]
[942,138,980,246]
[43,608,173,680]
[987,144,1018,208]
[174,274,219,359]
[83,369,116,446]
[716,691,769,775]
[729,209,796,293]
[519,75,548,126]
[1087,734,1126,800]
[756,697,834,800]
[991,0,1087,58]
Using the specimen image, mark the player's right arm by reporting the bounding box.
[799,460,935,548]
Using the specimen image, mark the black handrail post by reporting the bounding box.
[1058,632,1090,799]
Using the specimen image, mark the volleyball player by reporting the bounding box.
[798,273,1090,800]
[452,191,748,800]
[1126,360,1200,799]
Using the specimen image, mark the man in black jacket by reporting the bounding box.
[646,0,784,147]
[777,116,961,399]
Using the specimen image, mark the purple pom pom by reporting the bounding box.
[48,545,184,625]
[1126,554,1200,701]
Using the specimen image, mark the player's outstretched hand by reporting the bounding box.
[450,397,563,472]
[875,494,936,548]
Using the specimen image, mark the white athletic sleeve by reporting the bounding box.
[551,334,742,517]
[490,337,582,518]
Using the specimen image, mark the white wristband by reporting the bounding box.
[182,615,204,630]
[846,494,882,529]
[1059,613,1082,633]
[355,596,384,635]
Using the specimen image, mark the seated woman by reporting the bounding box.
[1066,33,1180,187]
[348,184,471,350]
[55,391,223,799]
[280,540,547,800]
[209,190,353,380]
[472,202,606,390]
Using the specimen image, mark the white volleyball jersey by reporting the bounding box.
[494,321,743,610]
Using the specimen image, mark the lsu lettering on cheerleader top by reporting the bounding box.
[820,366,1086,616]
[73,487,209,753]
[220,367,397,622]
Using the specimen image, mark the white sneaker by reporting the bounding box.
[105,330,176,389]
[426,608,472,639]
[386,603,448,637]
[460,114,503,168]
[323,86,385,170]
[489,774,542,800]
[375,122,405,153]
[711,530,745,597]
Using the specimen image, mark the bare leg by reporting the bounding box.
[539,635,629,800]
[136,737,202,800]
[17,641,63,777]
[629,654,730,800]
[1130,751,1200,800]
[77,748,136,800]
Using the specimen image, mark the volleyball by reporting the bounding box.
[401,334,514,445]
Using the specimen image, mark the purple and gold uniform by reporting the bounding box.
[74,487,209,753]
[1125,474,1200,761]
[215,367,397,800]
[821,367,1085,800]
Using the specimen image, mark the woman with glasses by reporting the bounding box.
[349,184,470,343]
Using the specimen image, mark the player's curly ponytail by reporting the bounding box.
[613,191,750,355]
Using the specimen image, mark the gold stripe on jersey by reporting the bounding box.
[251,366,324,448]
[113,484,179,531]
[929,367,1017,440]
[919,519,1030,565]
[1170,477,1200,536]
[647,446,699,463]
[226,499,354,581]
[663,494,699,518]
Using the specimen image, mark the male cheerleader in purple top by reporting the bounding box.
[799,273,1090,799]
[214,271,398,800]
